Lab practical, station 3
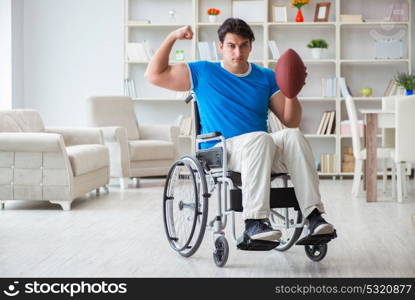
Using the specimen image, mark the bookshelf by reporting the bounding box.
[124,0,412,177]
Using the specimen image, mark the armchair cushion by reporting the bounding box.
[66,144,109,176]
[128,140,175,161]
[86,96,140,140]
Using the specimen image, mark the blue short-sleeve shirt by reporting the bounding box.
[187,61,280,149]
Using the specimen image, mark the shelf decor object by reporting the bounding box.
[307,39,328,59]
[207,8,220,23]
[314,2,331,22]
[291,0,310,22]
[272,5,287,23]
[394,72,415,95]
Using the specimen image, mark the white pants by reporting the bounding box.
[218,129,325,220]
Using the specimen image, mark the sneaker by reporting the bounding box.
[307,210,335,236]
[244,219,282,241]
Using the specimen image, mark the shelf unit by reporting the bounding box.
[124,0,412,176]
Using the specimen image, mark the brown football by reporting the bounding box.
[275,49,307,98]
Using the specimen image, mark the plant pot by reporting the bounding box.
[311,48,323,59]
[406,89,414,95]
[295,8,304,22]
[208,15,217,23]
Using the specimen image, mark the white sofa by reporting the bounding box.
[0,110,110,210]
[86,96,179,188]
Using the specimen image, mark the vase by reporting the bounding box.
[208,15,217,23]
[405,89,414,95]
[311,48,322,59]
[295,8,304,22]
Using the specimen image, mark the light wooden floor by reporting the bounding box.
[1,178,414,277]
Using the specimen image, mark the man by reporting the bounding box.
[145,18,335,243]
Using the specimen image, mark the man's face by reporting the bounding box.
[219,33,252,68]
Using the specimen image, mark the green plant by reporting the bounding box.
[307,39,328,49]
[394,72,415,90]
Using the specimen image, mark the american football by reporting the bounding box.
[275,49,307,99]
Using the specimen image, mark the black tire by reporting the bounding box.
[304,244,327,262]
[163,155,209,258]
[213,236,229,268]
[271,208,303,252]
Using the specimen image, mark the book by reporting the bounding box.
[126,42,151,62]
[340,14,362,23]
[268,40,280,60]
[339,77,351,98]
[321,111,331,135]
[326,111,335,135]
[124,79,137,98]
[383,79,395,96]
[316,111,327,135]
[197,42,211,60]
[142,40,154,60]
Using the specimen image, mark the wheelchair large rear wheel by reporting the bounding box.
[270,207,303,252]
[163,155,209,257]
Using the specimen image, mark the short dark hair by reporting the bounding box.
[217,18,255,44]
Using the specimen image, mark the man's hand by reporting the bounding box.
[170,25,193,40]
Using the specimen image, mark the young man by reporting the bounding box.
[145,18,335,243]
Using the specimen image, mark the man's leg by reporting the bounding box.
[224,131,281,241]
[270,128,335,236]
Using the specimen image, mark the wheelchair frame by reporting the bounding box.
[162,94,334,267]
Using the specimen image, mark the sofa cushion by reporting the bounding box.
[0,110,45,132]
[66,144,109,176]
[129,140,175,161]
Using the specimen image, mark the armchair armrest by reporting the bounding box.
[0,132,65,152]
[94,126,131,178]
[45,127,104,146]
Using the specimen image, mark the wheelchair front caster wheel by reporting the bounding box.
[213,236,229,267]
[304,244,327,262]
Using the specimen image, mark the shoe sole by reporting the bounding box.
[249,230,282,242]
[312,223,334,236]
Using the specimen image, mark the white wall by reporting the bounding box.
[0,0,12,109]
[21,0,123,126]
[11,0,24,109]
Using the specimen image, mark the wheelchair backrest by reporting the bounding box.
[185,93,201,136]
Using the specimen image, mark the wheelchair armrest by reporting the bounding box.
[196,131,222,140]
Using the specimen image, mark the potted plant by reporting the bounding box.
[291,0,310,22]
[207,8,220,23]
[394,72,415,95]
[307,39,328,59]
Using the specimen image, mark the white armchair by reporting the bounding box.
[0,110,110,210]
[85,96,179,188]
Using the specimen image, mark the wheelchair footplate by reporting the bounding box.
[296,230,337,246]
[237,234,280,251]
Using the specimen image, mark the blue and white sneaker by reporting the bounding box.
[244,219,282,241]
[307,210,335,236]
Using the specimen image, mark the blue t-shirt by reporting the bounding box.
[187,61,280,149]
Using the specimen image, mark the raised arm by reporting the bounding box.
[269,92,302,128]
[144,25,193,91]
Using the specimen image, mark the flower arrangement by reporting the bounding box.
[394,72,415,91]
[307,39,328,49]
[291,0,310,9]
[207,8,221,15]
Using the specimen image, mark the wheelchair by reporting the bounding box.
[162,94,336,267]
